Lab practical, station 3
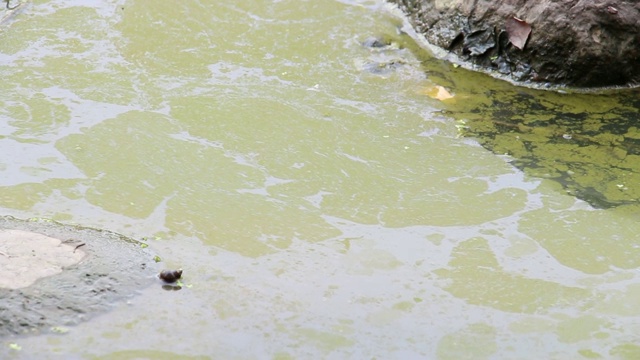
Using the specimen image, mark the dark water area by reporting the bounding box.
[440,76,640,208]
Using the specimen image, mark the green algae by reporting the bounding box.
[443,83,640,208]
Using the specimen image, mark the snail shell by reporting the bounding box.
[159,268,183,283]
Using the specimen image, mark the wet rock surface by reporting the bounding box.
[0,217,157,337]
[356,35,412,76]
[387,0,640,88]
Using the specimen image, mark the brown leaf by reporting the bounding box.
[419,85,454,101]
[505,17,531,50]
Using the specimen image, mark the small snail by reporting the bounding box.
[159,268,182,283]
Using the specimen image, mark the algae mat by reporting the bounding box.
[438,76,640,208]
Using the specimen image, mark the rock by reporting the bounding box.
[0,216,158,337]
[387,0,640,88]
[0,230,87,290]
[356,35,412,76]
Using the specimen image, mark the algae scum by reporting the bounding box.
[391,16,640,208]
[446,84,640,208]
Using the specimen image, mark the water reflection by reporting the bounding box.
[443,83,640,208]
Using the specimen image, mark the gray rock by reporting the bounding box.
[0,216,157,337]
[387,0,640,88]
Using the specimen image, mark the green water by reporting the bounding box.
[2,1,640,359]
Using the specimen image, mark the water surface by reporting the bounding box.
[1,1,640,359]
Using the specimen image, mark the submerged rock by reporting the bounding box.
[0,216,157,337]
[356,35,412,76]
[0,230,87,289]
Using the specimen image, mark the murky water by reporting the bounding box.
[2,0,640,359]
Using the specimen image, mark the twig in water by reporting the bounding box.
[5,0,18,10]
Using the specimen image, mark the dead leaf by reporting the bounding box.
[419,85,454,101]
[505,17,531,50]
